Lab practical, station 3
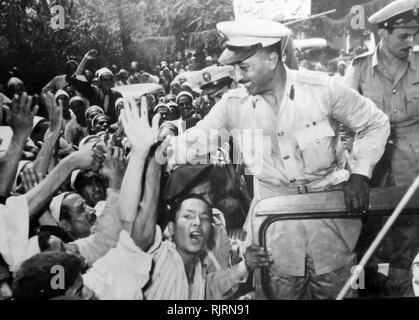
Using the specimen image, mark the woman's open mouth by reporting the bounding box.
[189,229,203,244]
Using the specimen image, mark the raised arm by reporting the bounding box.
[32,93,63,178]
[67,141,126,265]
[117,97,160,235]
[66,50,97,100]
[25,145,105,219]
[167,97,230,166]
[0,93,38,197]
[130,146,165,252]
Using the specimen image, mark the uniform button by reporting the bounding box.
[290,179,296,183]
[278,131,284,137]
[393,108,398,113]
[306,124,310,128]
[283,155,290,160]
[392,89,397,94]
[312,122,317,125]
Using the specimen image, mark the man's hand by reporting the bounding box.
[244,245,273,272]
[120,97,160,154]
[43,92,63,134]
[100,140,126,189]
[7,93,38,139]
[67,145,105,172]
[342,173,370,214]
[84,49,98,61]
[20,164,43,193]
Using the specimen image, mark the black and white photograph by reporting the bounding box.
[1,0,419,305]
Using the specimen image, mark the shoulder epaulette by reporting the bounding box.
[351,51,373,65]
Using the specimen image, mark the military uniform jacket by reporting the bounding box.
[169,66,390,276]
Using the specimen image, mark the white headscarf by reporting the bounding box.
[54,90,69,100]
[49,192,71,222]
[176,91,194,103]
[69,96,85,106]
[7,77,23,88]
[96,68,114,79]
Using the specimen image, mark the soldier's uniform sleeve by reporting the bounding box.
[195,93,231,132]
[168,90,236,165]
[343,53,370,92]
[328,77,390,178]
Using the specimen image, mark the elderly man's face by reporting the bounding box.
[234,50,275,95]
[383,21,419,59]
[171,198,212,256]
[62,194,96,240]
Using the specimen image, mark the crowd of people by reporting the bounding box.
[1,0,419,300]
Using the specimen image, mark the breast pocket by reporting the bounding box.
[294,120,336,174]
[405,86,419,116]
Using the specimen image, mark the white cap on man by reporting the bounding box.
[216,19,291,65]
[369,0,419,28]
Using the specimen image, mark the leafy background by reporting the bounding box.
[0,0,384,91]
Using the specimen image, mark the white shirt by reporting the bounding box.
[0,196,29,272]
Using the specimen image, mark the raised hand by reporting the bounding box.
[120,96,160,155]
[67,145,105,172]
[7,93,38,139]
[84,49,98,61]
[20,164,43,193]
[43,92,63,134]
[100,140,126,190]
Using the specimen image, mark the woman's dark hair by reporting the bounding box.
[12,252,83,300]
[166,193,213,223]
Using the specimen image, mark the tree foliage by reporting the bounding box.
[0,0,390,91]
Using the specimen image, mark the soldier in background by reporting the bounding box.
[345,0,419,297]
